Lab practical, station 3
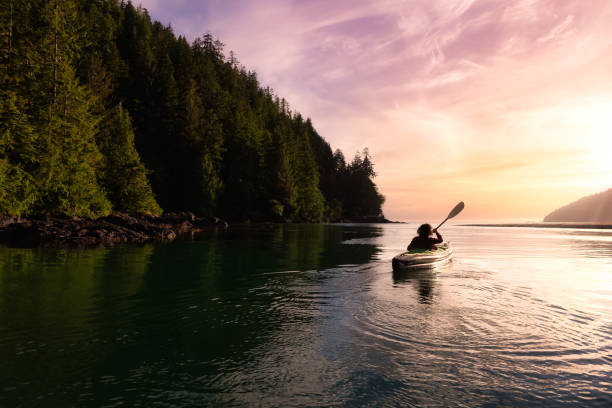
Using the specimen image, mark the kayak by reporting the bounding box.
[392,243,453,271]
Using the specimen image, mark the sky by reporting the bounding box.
[137,0,612,222]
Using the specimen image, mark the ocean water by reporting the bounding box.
[1,223,611,407]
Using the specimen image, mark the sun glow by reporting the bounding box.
[583,103,612,173]
[137,0,612,220]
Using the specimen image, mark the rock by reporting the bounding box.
[335,215,393,223]
[192,216,229,228]
[0,214,20,227]
[158,212,196,223]
[176,221,193,232]
[100,213,139,227]
[0,212,228,248]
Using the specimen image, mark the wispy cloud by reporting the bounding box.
[137,0,612,220]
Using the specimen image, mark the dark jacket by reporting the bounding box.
[408,231,443,250]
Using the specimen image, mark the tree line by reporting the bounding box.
[0,0,385,222]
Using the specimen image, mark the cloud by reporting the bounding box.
[537,15,575,43]
[136,0,612,220]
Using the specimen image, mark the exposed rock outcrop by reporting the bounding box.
[0,212,228,248]
[335,215,397,223]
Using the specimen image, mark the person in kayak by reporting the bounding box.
[408,223,443,250]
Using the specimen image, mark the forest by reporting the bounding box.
[0,0,385,222]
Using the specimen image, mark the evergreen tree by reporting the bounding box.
[272,122,299,220]
[293,115,324,221]
[96,103,162,215]
[0,0,39,215]
[31,0,111,217]
[36,69,111,217]
[0,0,386,222]
[0,76,37,215]
[179,80,223,215]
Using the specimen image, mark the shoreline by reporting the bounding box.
[0,213,228,248]
[460,223,612,230]
[0,214,403,248]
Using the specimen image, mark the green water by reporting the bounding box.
[1,224,611,407]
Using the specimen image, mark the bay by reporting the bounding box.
[1,224,611,407]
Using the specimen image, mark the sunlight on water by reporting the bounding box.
[1,224,611,407]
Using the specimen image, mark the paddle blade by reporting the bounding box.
[446,201,465,219]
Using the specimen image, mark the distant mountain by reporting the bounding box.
[543,189,612,223]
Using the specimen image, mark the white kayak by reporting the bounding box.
[392,243,453,271]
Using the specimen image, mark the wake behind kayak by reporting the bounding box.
[392,243,453,271]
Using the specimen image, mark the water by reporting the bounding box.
[1,224,611,407]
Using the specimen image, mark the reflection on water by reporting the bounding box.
[1,224,611,407]
[392,268,438,304]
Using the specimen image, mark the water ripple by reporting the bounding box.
[1,225,612,406]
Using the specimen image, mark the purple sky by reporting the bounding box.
[137,0,612,221]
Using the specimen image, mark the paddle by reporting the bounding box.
[435,201,465,231]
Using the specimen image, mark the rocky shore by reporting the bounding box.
[0,212,228,248]
[0,212,401,249]
[334,215,400,223]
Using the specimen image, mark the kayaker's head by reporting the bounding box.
[417,223,433,237]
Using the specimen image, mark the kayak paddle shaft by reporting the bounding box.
[435,201,465,231]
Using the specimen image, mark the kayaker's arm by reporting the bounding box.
[432,229,443,243]
[407,237,417,251]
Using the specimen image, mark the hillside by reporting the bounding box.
[543,189,612,223]
[0,0,384,222]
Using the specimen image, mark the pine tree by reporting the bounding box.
[0,0,39,215]
[37,69,111,217]
[180,80,223,215]
[96,103,161,215]
[293,116,324,221]
[0,1,386,222]
[272,123,299,220]
[30,0,111,217]
[0,72,37,215]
